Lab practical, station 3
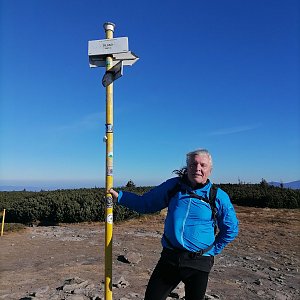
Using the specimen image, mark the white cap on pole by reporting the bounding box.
[103,22,115,32]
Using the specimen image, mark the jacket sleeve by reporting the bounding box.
[206,189,239,256]
[117,178,178,214]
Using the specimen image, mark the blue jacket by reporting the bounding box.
[118,177,239,256]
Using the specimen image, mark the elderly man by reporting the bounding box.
[110,149,239,300]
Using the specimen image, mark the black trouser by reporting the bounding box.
[144,248,214,300]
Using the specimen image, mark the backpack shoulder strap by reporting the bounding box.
[209,184,219,234]
[166,180,182,205]
[209,184,218,220]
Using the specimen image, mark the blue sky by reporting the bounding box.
[0,0,299,189]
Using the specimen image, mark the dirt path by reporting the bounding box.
[0,206,299,300]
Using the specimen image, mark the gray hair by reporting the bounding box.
[186,149,213,168]
[173,149,213,177]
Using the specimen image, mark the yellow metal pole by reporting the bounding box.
[1,209,6,236]
[103,22,115,300]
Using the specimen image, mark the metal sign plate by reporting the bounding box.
[89,51,139,68]
[88,37,128,56]
[102,61,123,87]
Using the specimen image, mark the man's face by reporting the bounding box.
[187,154,212,186]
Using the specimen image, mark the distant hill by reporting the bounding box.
[0,185,40,192]
[268,180,300,190]
[1,180,300,192]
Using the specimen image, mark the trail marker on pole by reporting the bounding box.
[88,37,129,56]
[88,22,139,300]
[102,61,123,87]
[89,51,139,68]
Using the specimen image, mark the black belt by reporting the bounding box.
[163,234,214,257]
[160,247,215,272]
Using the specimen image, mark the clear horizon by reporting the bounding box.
[1,178,299,192]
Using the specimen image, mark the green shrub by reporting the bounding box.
[0,184,298,225]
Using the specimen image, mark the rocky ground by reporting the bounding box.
[0,206,299,300]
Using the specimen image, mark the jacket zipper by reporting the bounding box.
[181,197,191,247]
